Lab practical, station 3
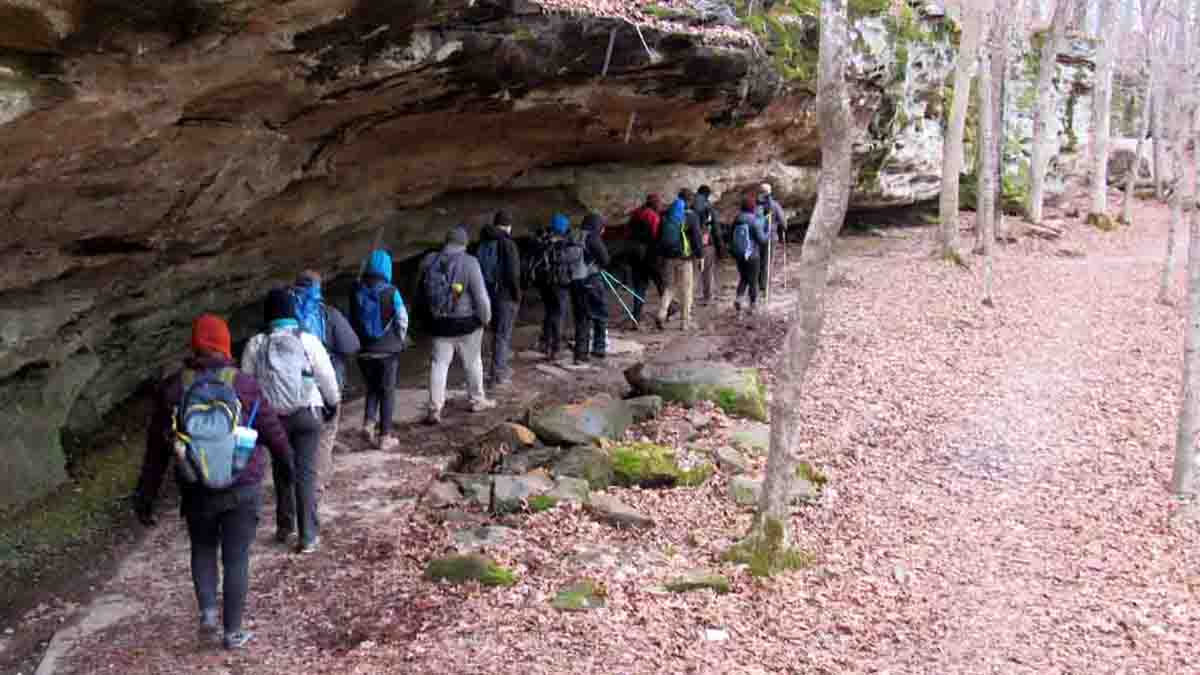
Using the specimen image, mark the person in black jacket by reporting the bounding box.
[479,210,522,387]
[571,213,611,364]
[693,185,724,306]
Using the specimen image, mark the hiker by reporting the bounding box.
[530,214,572,360]
[291,271,359,493]
[569,213,611,363]
[732,195,769,315]
[694,185,724,306]
[349,250,409,450]
[478,210,522,387]
[242,288,340,554]
[418,225,495,424]
[133,314,294,650]
[626,193,666,328]
[757,182,788,292]
[655,190,703,331]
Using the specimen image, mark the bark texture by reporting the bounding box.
[978,11,999,306]
[938,3,985,256]
[1028,0,1071,224]
[1088,0,1121,218]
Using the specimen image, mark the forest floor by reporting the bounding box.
[6,195,1199,674]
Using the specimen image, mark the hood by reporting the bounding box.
[550,213,570,235]
[667,198,685,223]
[366,249,393,283]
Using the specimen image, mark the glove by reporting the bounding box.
[322,403,339,423]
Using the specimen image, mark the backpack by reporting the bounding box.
[658,209,686,258]
[731,217,754,261]
[288,285,326,344]
[564,231,589,281]
[630,207,658,244]
[477,240,501,297]
[254,329,314,415]
[548,238,577,286]
[422,253,458,319]
[352,280,396,340]
[174,368,248,490]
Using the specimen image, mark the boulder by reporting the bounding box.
[713,447,752,475]
[452,526,514,551]
[490,474,554,514]
[442,473,493,507]
[730,421,770,455]
[547,476,591,503]
[499,446,562,475]
[529,396,635,446]
[453,422,539,473]
[665,570,732,595]
[730,476,819,507]
[424,554,517,587]
[551,579,607,611]
[551,446,615,490]
[625,395,664,422]
[425,481,464,508]
[610,443,713,488]
[587,494,654,529]
[625,361,767,421]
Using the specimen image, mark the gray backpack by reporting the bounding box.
[255,329,313,415]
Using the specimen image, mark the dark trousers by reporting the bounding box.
[571,275,609,358]
[736,255,760,308]
[699,245,718,302]
[757,240,770,292]
[273,409,322,545]
[630,251,664,322]
[182,486,260,634]
[489,298,518,382]
[358,354,399,434]
[539,283,567,356]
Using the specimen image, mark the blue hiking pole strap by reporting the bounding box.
[247,399,260,426]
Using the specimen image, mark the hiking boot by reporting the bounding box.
[199,609,220,643]
[424,409,442,425]
[378,435,399,451]
[362,426,378,448]
[654,316,665,331]
[223,631,254,650]
[573,353,590,366]
[470,398,497,413]
[297,537,320,554]
[591,352,607,361]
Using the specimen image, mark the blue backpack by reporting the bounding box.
[731,216,754,261]
[352,281,397,340]
[174,368,250,490]
[477,240,500,297]
[288,285,326,343]
[658,199,687,258]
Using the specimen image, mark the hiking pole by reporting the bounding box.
[601,270,646,304]
[602,271,638,326]
[764,221,772,306]
[781,219,788,293]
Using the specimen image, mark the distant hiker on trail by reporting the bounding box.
[732,195,768,316]
[291,270,359,493]
[694,184,724,306]
[757,182,787,293]
[626,193,666,328]
[418,225,495,425]
[242,289,340,554]
[528,213,572,360]
[570,213,611,364]
[349,249,410,451]
[655,190,703,331]
[133,314,294,651]
[478,210,522,388]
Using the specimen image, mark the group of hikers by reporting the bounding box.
[130,181,789,650]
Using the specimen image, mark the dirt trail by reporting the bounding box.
[10,201,1200,674]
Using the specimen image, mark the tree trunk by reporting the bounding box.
[978,10,999,306]
[750,0,852,552]
[1029,0,1072,224]
[939,5,985,258]
[1172,110,1200,496]
[1159,121,1184,304]
[1088,0,1121,219]
[1121,67,1155,225]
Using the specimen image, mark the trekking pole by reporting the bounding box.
[781,220,788,293]
[602,272,638,326]
[764,222,772,306]
[601,270,646,304]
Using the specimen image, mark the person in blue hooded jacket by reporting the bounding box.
[349,249,410,450]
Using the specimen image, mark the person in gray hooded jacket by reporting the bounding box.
[418,225,494,424]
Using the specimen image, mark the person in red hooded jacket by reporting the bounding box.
[134,314,294,651]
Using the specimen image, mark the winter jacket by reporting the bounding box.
[581,214,610,275]
[418,242,493,337]
[629,206,661,243]
[694,192,724,256]
[353,250,410,355]
[758,196,787,238]
[733,210,768,260]
[480,223,522,304]
[241,320,341,414]
[136,355,294,512]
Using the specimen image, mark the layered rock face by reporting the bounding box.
[0,0,1086,511]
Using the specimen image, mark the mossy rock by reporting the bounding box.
[552,579,607,611]
[425,554,517,587]
[721,518,813,578]
[551,446,615,490]
[625,361,768,421]
[1087,212,1117,232]
[527,495,559,512]
[610,443,713,489]
[665,571,732,595]
[529,397,635,446]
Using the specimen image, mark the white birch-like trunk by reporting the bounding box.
[1028,0,1071,224]
[1088,0,1121,218]
[1121,68,1155,225]
[1171,117,1200,495]
[978,37,997,306]
[938,5,985,257]
[753,0,852,547]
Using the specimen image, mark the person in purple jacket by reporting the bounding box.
[133,314,294,651]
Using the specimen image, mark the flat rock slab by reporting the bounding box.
[606,337,645,357]
[625,360,767,421]
[534,363,572,379]
[453,526,515,551]
[730,475,818,507]
[36,595,143,675]
[713,446,752,475]
[588,493,654,528]
[529,396,635,446]
[491,474,554,513]
[730,422,770,454]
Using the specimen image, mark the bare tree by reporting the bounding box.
[745,0,852,562]
[1087,0,1121,223]
[978,7,1000,306]
[1028,0,1073,224]
[938,3,987,258]
[1159,1,1194,304]
[1121,0,1162,225]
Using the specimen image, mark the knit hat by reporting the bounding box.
[550,213,570,235]
[264,287,293,324]
[446,225,469,246]
[191,314,232,360]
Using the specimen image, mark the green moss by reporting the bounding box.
[721,517,814,577]
[1087,212,1117,231]
[848,0,890,18]
[609,443,714,488]
[715,388,740,415]
[960,170,1031,216]
[665,574,732,594]
[425,554,517,587]
[528,495,559,512]
[795,461,828,487]
[552,579,606,611]
[679,463,715,487]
